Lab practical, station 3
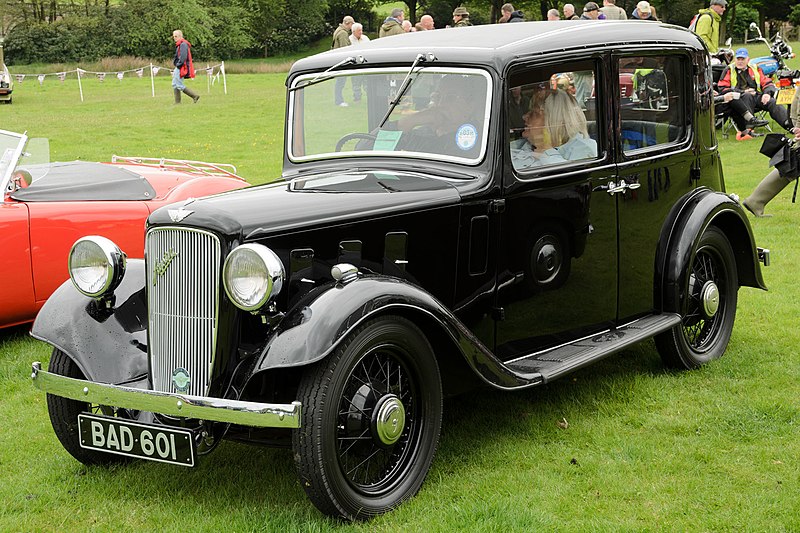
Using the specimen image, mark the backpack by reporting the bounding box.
[688,12,711,33]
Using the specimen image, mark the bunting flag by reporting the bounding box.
[97,72,106,82]
[152,66,161,75]
[205,66,213,76]
[57,72,66,82]
[136,68,144,78]
[37,74,45,86]
[15,74,25,83]
[117,72,124,81]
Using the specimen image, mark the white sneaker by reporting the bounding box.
[338,102,349,107]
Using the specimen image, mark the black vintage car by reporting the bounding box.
[31,21,769,520]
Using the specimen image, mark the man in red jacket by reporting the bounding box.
[717,47,791,140]
[172,30,200,104]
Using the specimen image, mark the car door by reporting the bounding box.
[0,200,36,327]
[613,52,694,321]
[494,56,619,360]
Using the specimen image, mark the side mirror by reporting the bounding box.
[12,169,32,189]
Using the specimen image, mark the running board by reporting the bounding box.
[504,313,682,384]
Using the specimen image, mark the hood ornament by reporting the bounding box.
[168,198,196,222]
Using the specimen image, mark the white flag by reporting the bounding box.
[57,72,66,82]
[15,74,25,83]
[136,68,144,78]
[152,66,161,75]
[37,74,45,86]
[97,72,106,82]
[117,72,124,81]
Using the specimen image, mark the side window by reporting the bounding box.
[618,55,687,154]
[507,61,600,174]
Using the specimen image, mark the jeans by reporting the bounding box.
[334,77,346,105]
[172,67,186,91]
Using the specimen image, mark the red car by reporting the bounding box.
[0,129,248,328]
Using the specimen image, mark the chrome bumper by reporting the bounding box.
[31,362,301,429]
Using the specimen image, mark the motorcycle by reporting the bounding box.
[747,22,798,107]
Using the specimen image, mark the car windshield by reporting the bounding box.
[288,67,492,166]
[0,129,26,192]
[1,130,51,195]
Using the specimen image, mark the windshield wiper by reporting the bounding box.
[289,55,367,93]
[378,52,437,129]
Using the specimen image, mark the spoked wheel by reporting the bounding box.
[656,227,738,369]
[293,315,442,520]
[46,348,132,465]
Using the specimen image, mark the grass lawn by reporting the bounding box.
[1,44,800,530]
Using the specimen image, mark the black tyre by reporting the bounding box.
[656,227,738,369]
[46,348,131,465]
[293,315,443,520]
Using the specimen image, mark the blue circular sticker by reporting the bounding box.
[455,124,478,151]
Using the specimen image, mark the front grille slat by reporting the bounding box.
[146,227,221,396]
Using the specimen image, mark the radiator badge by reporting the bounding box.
[153,248,179,286]
[172,367,191,393]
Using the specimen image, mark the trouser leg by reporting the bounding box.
[743,168,792,217]
[757,96,792,131]
[182,86,200,103]
[334,77,346,105]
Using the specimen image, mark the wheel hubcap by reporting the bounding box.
[534,235,562,284]
[372,395,405,446]
[701,280,720,318]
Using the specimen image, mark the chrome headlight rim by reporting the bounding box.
[223,244,285,312]
[68,236,127,299]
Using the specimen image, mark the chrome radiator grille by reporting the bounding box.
[146,227,221,396]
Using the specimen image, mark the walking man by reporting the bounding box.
[694,0,726,54]
[172,30,199,104]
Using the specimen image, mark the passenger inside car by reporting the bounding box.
[510,88,597,170]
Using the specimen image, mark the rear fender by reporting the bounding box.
[253,276,534,389]
[656,188,766,313]
[30,260,149,385]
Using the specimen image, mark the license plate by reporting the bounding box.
[776,87,796,105]
[78,413,196,467]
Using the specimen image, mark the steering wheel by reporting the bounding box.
[335,133,377,152]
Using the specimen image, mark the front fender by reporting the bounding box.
[254,276,537,389]
[30,259,149,385]
[656,188,766,313]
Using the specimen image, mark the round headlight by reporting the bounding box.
[223,244,285,312]
[68,236,126,298]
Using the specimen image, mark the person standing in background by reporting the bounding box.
[631,1,657,20]
[418,15,435,30]
[332,16,354,107]
[563,4,580,20]
[547,9,560,20]
[499,3,525,23]
[694,0,727,54]
[581,2,601,20]
[600,0,627,20]
[452,7,472,27]
[171,30,199,104]
[380,9,405,37]
[348,23,369,103]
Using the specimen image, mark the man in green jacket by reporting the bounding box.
[694,0,726,54]
[379,9,405,37]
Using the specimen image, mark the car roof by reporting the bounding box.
[290,21,705,76]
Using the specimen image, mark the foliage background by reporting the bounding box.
[1,0,798,64]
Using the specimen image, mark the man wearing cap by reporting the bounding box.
[581,2,600,19]
[694,0,727,54]
[631,1,657,20]
[718,47,793,140]
[452,6,472,27]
